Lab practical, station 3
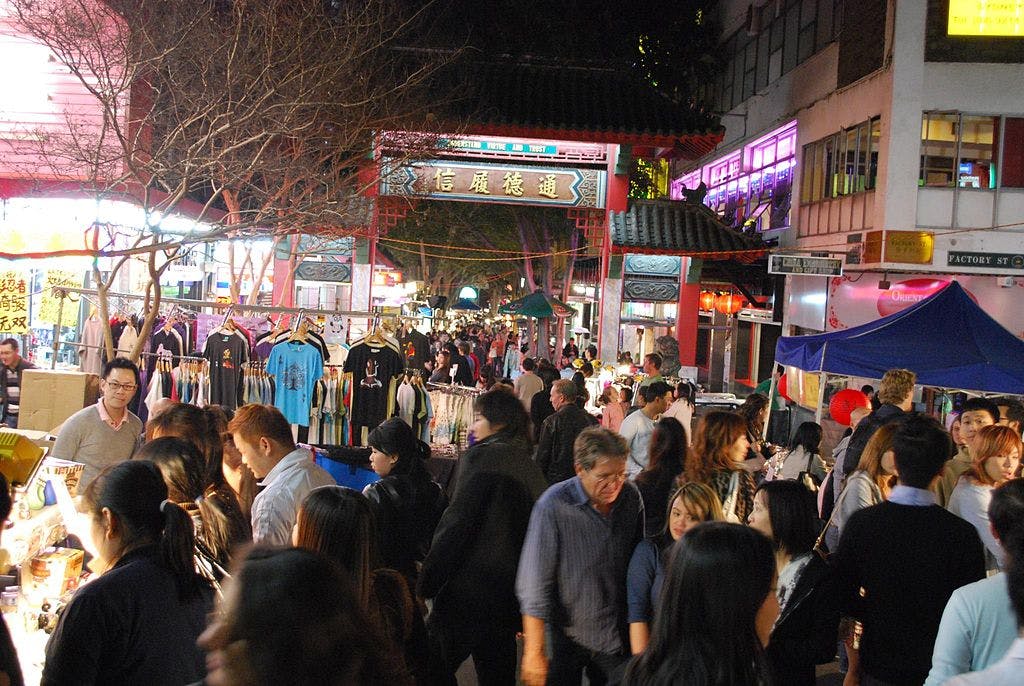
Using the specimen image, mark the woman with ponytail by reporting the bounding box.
[365,418,447,585]
[137,436,250,580]
[42,461,213,685]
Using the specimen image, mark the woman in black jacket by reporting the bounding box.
[419,389,547,686]
[365,418,447,585]
[747,480,840,685]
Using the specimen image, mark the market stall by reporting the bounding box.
[769,281,1024,425]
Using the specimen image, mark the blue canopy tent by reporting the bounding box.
[775,281,1024,393]
[771,281,1024,421]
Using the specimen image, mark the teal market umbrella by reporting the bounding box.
[451,298,482,311]
[498,290,575,318]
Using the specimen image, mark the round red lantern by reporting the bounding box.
[714,293,744,315]
[777,373,790,401]
[829,389,872,426]
[699,290,717,311]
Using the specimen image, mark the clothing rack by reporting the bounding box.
[426,381,484,396]
[50,286,377,370]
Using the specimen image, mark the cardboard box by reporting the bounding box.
[23,547,84,599]
[18,370,100,432]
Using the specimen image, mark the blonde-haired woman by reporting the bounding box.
[626,482,724,654]
[824,420,901,552]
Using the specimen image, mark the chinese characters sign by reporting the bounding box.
[38,270,81,324]
[0,272,29,334]
[380,159,607,208]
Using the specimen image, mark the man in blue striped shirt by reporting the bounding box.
[516,426,644,686]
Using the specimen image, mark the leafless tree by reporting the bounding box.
[5,0,444,360]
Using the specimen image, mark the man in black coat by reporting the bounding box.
[533,379,598,484]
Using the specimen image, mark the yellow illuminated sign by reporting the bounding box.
[948,1,1024,36]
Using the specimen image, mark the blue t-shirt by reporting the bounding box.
[267,341,324,425]
[626,538,665,624]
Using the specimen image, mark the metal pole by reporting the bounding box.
[762,361,781,441]
[52,292,65,370]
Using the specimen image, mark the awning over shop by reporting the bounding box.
[609,199,768,261]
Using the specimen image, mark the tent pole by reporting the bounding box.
[762,361,781,442]
[815,341,829,423]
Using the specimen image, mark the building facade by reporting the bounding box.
[673,0,1024,392]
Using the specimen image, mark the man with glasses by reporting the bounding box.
[517,426,644,686]
[52,358,143,489]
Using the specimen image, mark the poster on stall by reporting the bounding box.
[0,271,29,334]
[37,270,82,325]
[826,274,1024,339]
[784,365,821,412]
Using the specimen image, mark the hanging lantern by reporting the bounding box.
[714,293,744,315]
[699,290,717,311]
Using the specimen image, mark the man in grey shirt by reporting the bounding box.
[51,358,143,490]
[517,426,643,686]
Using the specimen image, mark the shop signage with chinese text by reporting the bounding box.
[380,159,607,209]
[948,0,1024,36]
[768,254,843,276]
[0,272,29,334]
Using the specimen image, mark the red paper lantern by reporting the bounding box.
[699,290,717,311]
[714,293,744,315]
[777,373,790,401]
[829,389,872,426]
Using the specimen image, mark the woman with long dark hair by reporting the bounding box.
[420,388,546,685]
[633,417,688,537]
[768,421,827,484]
[148,402,256,518]
[621,522,778,685]
[679,411,756,523]
[737,392,773,472]
[365,418,447,583]
[197,547,411,686]
[747,480,839,685]
[627,482,723,654]
[43,461,213,685]
[294,486,432,683]
[137,436,250,578]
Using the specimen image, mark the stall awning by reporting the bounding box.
[609,199,768,261]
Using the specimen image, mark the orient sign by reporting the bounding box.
[875,278,978,318]
[380,158,607,209]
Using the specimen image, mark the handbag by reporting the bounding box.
[721,471,742,524]
[797,451,821,493]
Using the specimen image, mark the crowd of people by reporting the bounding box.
[2,342,1024,686]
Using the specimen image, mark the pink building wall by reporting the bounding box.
[0,1,128,183]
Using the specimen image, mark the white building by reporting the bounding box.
[673,0,1024,392]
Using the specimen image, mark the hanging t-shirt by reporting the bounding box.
[203,330,250,410]
[266,341,324,426]
[147,328,184,377]
[343,342,404,435]
[397,328,430,374]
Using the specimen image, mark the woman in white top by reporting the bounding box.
[661,382,696,443]
[947,424,1022,572]
[768,422,827,484]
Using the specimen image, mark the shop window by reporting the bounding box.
[802,116,881,203]
[958,115,996,189]
[696,328,711,368]
[734,320,753,384]
[920,112,997,189]
[1002,118,1024,188]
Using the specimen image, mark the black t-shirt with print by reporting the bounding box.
[344,342,404,430]
[203,331,249,410]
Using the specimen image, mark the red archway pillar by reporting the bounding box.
[676,258,700,367]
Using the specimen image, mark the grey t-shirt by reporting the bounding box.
[50,404,143,490]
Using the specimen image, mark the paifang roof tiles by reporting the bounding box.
[609,199,768,261]
[432,57,724,154]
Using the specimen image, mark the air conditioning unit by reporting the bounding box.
[998,276,1016,288]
